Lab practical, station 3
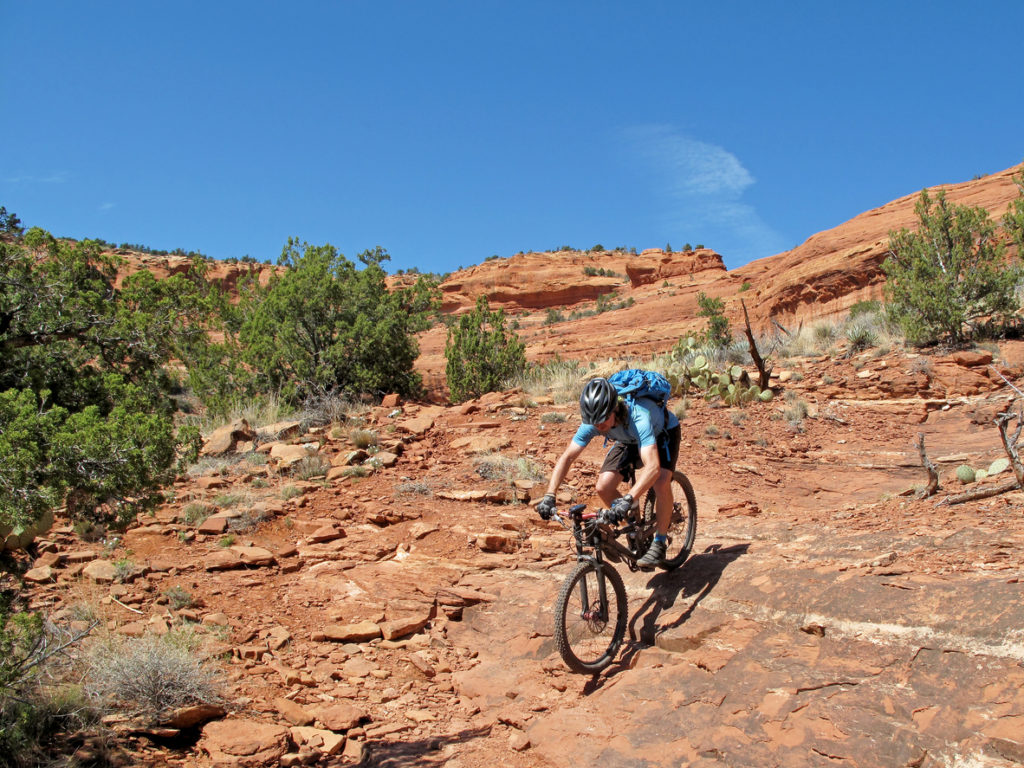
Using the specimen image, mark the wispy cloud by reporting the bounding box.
[624,125,786,265]
[99,202,116,212]
[3,171,69,184]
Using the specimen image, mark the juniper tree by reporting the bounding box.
[883,189,1020,346]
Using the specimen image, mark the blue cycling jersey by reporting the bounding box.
[572,397,679,449]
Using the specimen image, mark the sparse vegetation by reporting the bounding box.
[540,411,568,423]
[162,586,194,610]
[445,296,527,403]
[293,454,330,480]
[697,291,732,348]
[280,485,303,500]
[84,631,223,723]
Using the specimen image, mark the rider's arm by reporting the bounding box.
[544,440,586,497]
[626,443,662,500]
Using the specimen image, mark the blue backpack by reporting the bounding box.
[607,369,672,408]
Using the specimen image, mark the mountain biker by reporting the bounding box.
[536,375,681,569]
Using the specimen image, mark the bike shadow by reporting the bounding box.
[583,542,749,693]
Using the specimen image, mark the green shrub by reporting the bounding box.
[884,189,1020,346]
[445,296,526,403]
[697,291,731,348]
[162,586,194,610]
[224,242,439,407]
[848,299,881,318]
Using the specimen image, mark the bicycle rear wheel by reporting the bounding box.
[642,470,697,571]
[553,561,627,674]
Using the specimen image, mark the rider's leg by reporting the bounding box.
[595,470,623,507]
[652,466,674,536]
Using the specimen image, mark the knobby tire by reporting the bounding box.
[553,561,628,674]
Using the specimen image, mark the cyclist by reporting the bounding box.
[536,376,681,569]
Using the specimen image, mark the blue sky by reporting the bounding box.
[2,2,1021,273]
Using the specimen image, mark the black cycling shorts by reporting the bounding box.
[599,424,681,476]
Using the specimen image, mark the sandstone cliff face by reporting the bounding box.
[732,163,1024,327]
[111,252,280,293]
[414,163,1023,383]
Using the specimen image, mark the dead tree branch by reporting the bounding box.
[943,478,1019,505]
[915,432,939,498]
[740,299,772,390]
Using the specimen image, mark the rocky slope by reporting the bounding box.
[15,341,1024,767]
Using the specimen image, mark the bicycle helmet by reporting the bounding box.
[579,378,617,425]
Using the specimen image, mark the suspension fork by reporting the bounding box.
[575,553,610,620]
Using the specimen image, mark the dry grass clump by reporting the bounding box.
[227,507,273,533]
[540,411,567,424]
[84,632,224,723]
[181,501,212,525]
[474,453,546,483]
[293,454,331,480]
[349,429,378,450]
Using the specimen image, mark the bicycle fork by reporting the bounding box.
[577,556,611,622]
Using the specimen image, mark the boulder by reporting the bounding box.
[200,718,290,767]
[201,419,257,456]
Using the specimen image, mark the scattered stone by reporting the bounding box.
[200,718,290,767]
[24,565,54,583]
[316,621,382,643]
[380,614,430,641]
[474,532,521,553]
[82,560,116,583]
[290,726,345,756]
[201,419,257,456]
[508,729,531,751]
[450,435,511,454]
[197,515,230,534]
[314,702,366,732]
[275,697,315,726]
[162,704,226,729]
[309,525,345,543]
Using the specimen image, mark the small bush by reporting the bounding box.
[845,323,878,355]
[84,632,223,722]
[162,587,194,610]
[181,502,211,525]
[395,481,433,497]
[280,485,303,500]
[540,412,567,423]
[349,429,378,449]
[213,493,244,509]
[848,299,881,318]
[705,425,720,437]
[227,508,271,533]
[293,454,330,480]
[909,356,933,375]
[218,535,235,548]
[445,296,527,403]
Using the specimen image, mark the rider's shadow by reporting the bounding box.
[627,542,749,652]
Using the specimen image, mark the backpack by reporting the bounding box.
[607,369,672,409]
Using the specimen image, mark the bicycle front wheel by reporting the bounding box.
[642,470,697,571]
[553,561,628,674]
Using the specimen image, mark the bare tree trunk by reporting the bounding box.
[995,405,1024,486]
[741,299,772,390]
[915,432,939,498]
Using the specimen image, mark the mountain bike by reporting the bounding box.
[548,470,697,674]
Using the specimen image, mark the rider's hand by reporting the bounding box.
[609,494,633,523]
[536,494,557,521]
